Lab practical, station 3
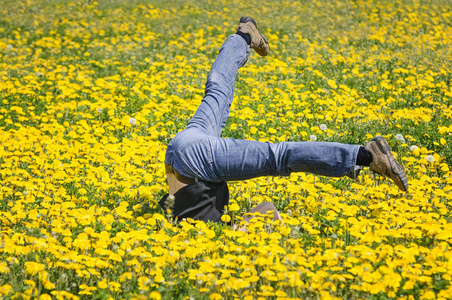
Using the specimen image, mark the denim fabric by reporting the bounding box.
[165,34,361,182]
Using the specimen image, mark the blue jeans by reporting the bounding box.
[165,34,361,182]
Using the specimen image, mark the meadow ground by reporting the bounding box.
[1,0,452,299]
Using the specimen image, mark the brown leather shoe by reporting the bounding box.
[365,135,409,191]
[237,16,269,56]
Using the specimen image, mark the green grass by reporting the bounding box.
[1,0,452,299]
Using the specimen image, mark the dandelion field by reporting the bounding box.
[1,0,452,299]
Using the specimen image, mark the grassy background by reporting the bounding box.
[1,0,452,299]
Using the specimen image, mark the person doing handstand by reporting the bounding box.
[159,17,409,224]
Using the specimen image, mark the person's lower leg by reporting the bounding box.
[185,34,250,136]
[207,138,361,182]
[268,141,361,178]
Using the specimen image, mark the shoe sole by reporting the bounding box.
[238,16,269,56]
[239,17,268,44]
[373,136,409,191]
[239,16,257,27]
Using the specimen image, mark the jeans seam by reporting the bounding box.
[348,145,361,179]
[164,149,173,166]
[217,88,234,135]
[352,145,359,169]
[178,139,213,176]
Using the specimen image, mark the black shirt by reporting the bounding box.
[159,181,229,223]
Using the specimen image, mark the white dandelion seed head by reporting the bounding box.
[129,117,137,125]
[97,108,103,113]
[320,124,327,131]
[6,44,13,51]
[426,155,435,163]
[395,134,405,141]
[310,134,317,141]
[410,145,418,152]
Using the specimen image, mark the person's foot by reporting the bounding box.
[237,16,269,56]
[365,135,409,191]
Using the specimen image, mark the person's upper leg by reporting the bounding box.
[167,132,361,182]
[165,128,217,181]
[165,130,269,182]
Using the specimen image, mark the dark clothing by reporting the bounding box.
[159,181,229,223]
